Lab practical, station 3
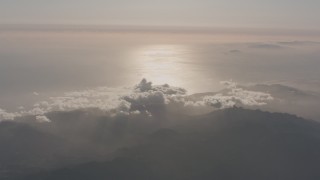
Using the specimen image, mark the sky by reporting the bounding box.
[1,0,320,29]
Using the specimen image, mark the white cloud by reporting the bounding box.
[220,80,237,89]
[186,81,273,109]
[0,79,274,121]
[134,78,187,95]
[0,108,21,120]
[122,79,187,115]
[22,86,131,117]
[35,115,51,123]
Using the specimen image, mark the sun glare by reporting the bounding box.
[136,45,188,85]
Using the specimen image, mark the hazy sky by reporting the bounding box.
[1,0,320,29]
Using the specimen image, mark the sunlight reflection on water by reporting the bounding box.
[133,44,222,93]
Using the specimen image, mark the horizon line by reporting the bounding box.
[1,23,320,36]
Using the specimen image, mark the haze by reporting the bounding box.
[1,0,320,29]
[1,1,320,180]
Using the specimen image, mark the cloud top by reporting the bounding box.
[0,79,273,121]
[185,81,273,109]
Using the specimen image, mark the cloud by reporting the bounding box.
[134,78,187,95]
[122,79,187,116]
[0,108,21,120]
[225,87,274,106]
[185,81,273,109]
[0,86,131,121]
[220,80,237,89]
[35,115,51,123]
[135,78,153,92]
[23,86,131,116]
[33,92,40,96]
[0,79,274,121]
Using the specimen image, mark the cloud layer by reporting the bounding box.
[185,81,273,109]
[0,79,274,122]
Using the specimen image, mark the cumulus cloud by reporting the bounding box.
[122,79,187,116]
[25,86,131,116]
[220,80,237,89]
[0,86,131,121]
[0,108,21,120]
[185,81,273,109]
[134,78,187,95]
[135,78,152,92]
[124,79,273,114]
[203,88,273,108]
[0,79,274,121]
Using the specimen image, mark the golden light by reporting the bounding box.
[130,44,222,93]
[135,45,187,85]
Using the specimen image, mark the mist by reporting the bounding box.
[1,27,320,179]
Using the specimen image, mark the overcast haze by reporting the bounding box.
[1,1,320,179]
[1,0,320,29]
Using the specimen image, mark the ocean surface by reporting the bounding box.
[1,30,320,111]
